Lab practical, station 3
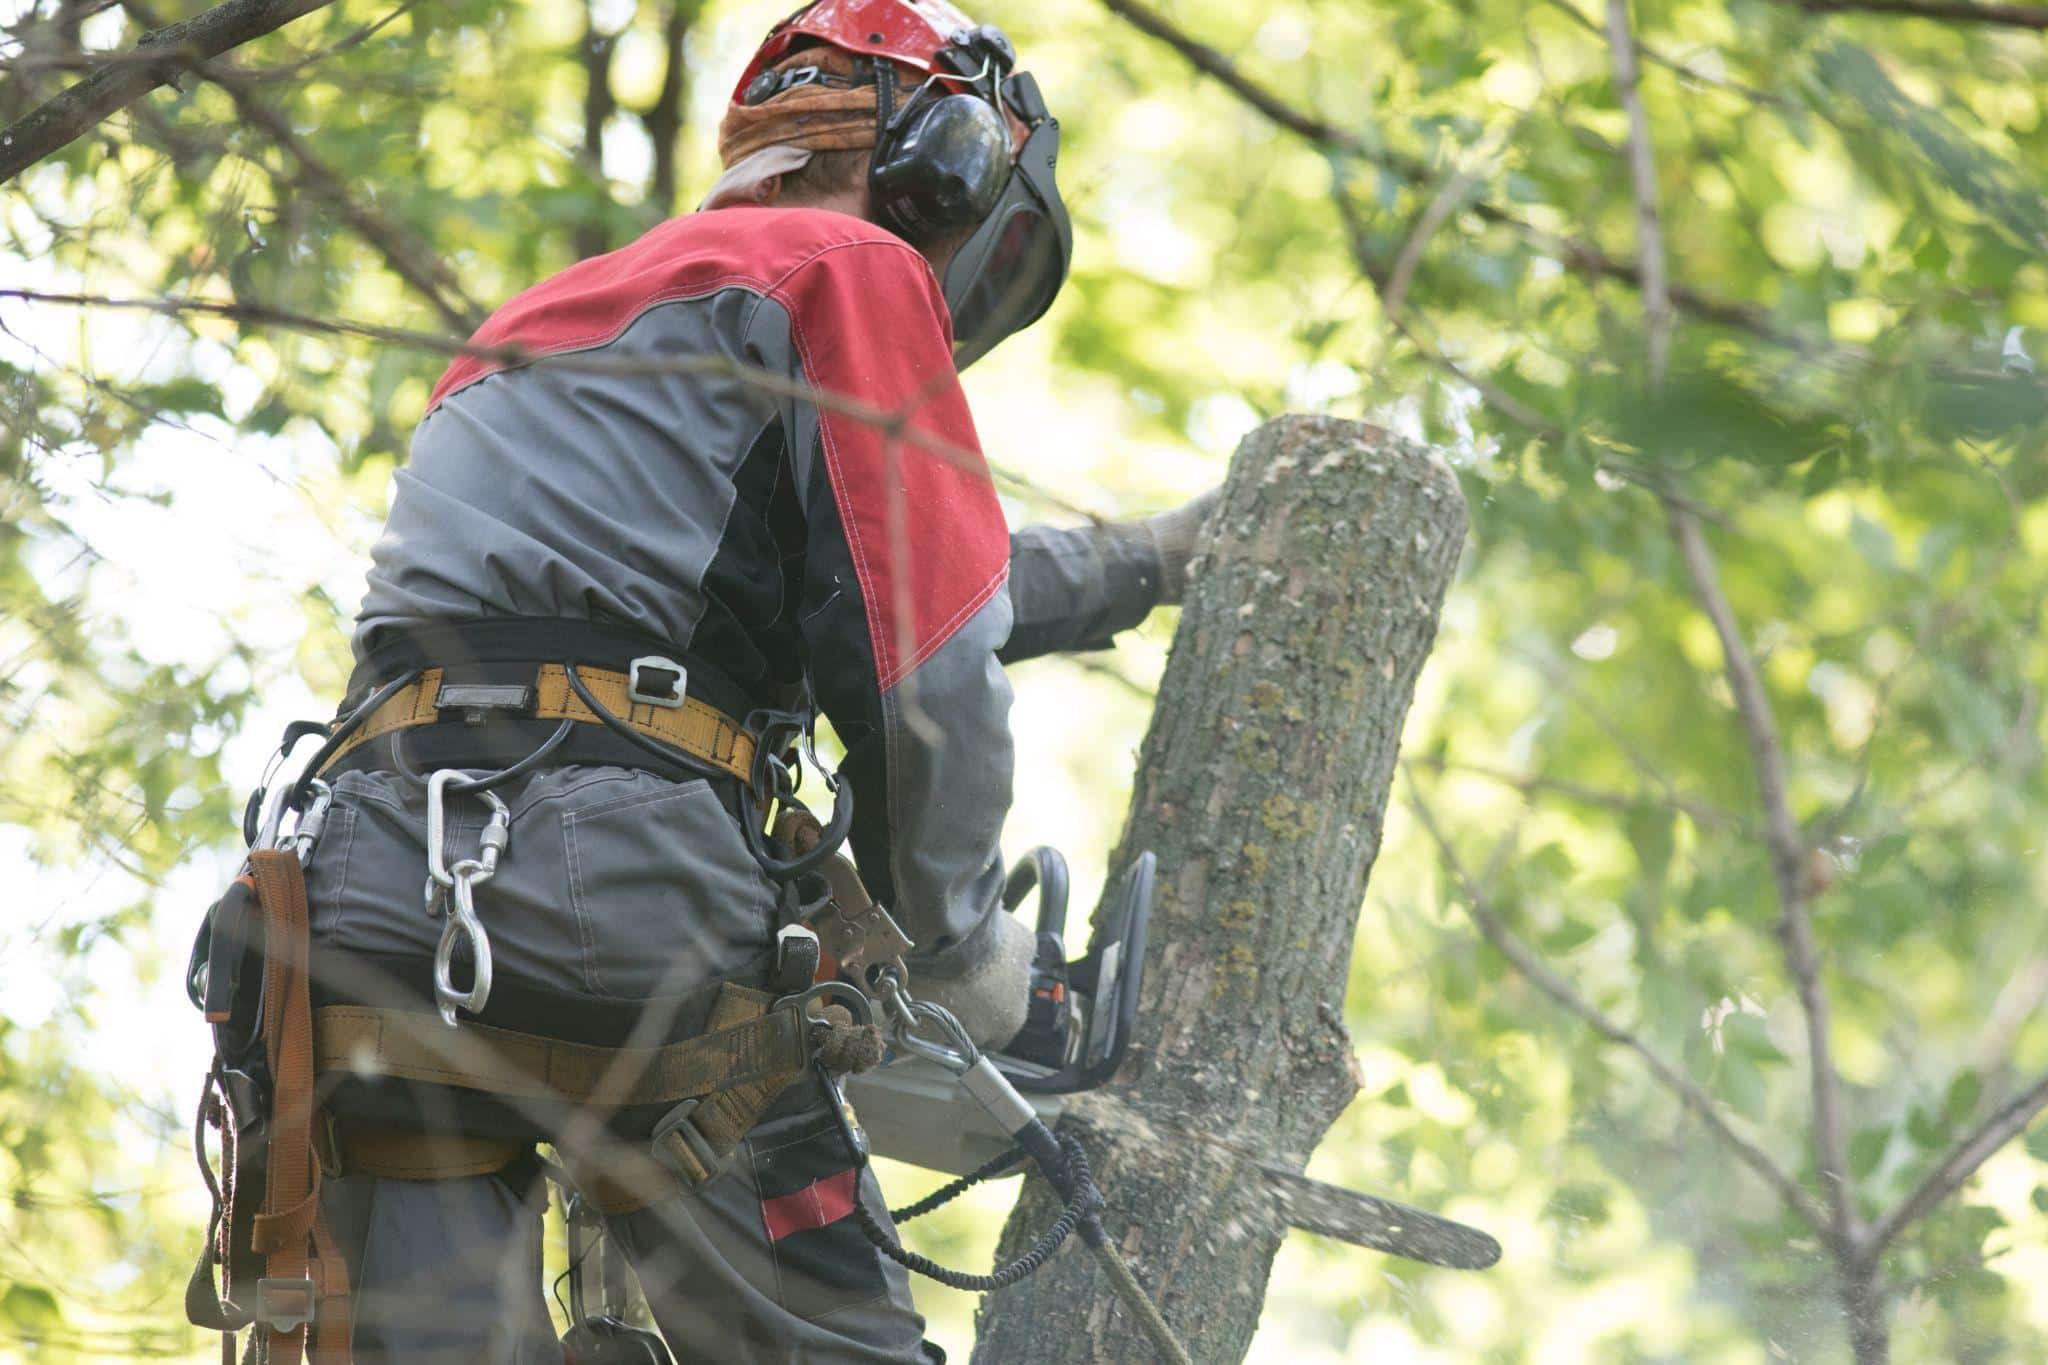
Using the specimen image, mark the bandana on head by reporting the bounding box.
[716,47,900,168]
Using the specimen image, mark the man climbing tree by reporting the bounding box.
[183,2,1214,1360]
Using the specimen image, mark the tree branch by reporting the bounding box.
[1412,754,1750,834]
[1602,0,1673,384]
[574,2,618,260]
[1862,1069,2048,1258]
[0,0,334,184]
[1797,0,2048,26]
[643,0,698,215]
[1405,775,1832,1236]
[1666,506,1854,1243]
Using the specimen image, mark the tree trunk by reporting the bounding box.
[973,414,1468,1363]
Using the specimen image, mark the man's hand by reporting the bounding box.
[905,906,1037,1049]
[1131,487,1220,606]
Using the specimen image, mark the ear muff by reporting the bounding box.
[868,88,1012,242]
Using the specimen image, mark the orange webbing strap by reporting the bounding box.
[246,850,352,1365]
[312,665,756,783]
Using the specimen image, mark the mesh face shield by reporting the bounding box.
[939,73,1072,370]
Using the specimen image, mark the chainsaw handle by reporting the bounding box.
[1002,846,1070,940]
[1003,849,1156,1096]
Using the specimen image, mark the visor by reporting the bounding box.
[940,78,1072,370]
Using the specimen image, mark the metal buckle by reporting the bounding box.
[254,1275,316,1333]
[627,656,688,710]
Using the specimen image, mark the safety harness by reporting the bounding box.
[187,617,1190,1365]
[187,619,893,1360]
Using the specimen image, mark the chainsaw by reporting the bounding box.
[843,845,1152,1176]
[844,845,1503,1277]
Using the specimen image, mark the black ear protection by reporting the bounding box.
[868,26,1019,243]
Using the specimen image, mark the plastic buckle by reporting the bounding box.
[650,1099,725,1186]
[627,656,688,710]
[254,1276,316,1333]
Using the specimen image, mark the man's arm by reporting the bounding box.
[1002,490,1219,663]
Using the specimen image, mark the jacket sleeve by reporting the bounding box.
[761,235,1015,961]
[1001,522,1163,663]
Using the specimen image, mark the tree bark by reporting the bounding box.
[973,414,1468,1363]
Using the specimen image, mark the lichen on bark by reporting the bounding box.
[972,415,1469,1363]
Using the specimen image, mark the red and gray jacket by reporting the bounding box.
[354,205,1159,960]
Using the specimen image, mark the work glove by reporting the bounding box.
[905,904,1038,1050]
[1127,486,1220,607]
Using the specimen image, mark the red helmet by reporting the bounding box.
[730,0,981,103]
[731,0,1072,368]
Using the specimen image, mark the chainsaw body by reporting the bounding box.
[845,847,1155,1175]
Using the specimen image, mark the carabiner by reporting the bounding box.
[433,859,495,1026]
[277,778,333,865]
[422,775,510,1025]
[772,979,876,1031]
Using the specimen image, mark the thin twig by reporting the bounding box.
[0,286,1103,520]
[1415,754,1749,833]
[1666,505,1853,1244]
[1531,0,1791,110]
[1603,0,1673,385]
[1861,1069,2048,1258]
[1404,775,1831,1235]
[1797,0,2048,26]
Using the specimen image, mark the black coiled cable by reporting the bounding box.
[851,1132,1098,1293]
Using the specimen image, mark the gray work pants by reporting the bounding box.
[304,765,933,1363]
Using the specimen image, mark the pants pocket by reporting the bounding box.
[561,773,779,997]
[744,1106,895,1323]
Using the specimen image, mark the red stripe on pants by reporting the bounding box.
[760,1168,859,1243]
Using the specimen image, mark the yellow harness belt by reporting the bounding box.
[315,664,757,783]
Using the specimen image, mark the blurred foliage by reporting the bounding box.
[5,0,2048,1359]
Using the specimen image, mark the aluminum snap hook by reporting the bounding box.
[433,858,495,1026]
[423,776,511,1024]
[280,778,333,865]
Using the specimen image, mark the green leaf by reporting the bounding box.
[1719,1052,1769,1120]
[1947,1070,1984,1124]
[1,1283,61,1331]
[1909,1105,1952,1151]
[1722,1013,1790,1067]
[1851,1126,1892,1180]
[1627,805,1675,885]
[1860,833,1909,877]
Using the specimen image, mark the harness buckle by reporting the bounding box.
[650,1099,728,1187]
[253,1275,316,1333]
[628,656,689,710]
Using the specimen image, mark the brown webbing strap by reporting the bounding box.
[326,1120,529,1182]
[313,664,756,783]
[246,850,351,1365]
[565,987,809,1214]
[311,994,812,1109]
